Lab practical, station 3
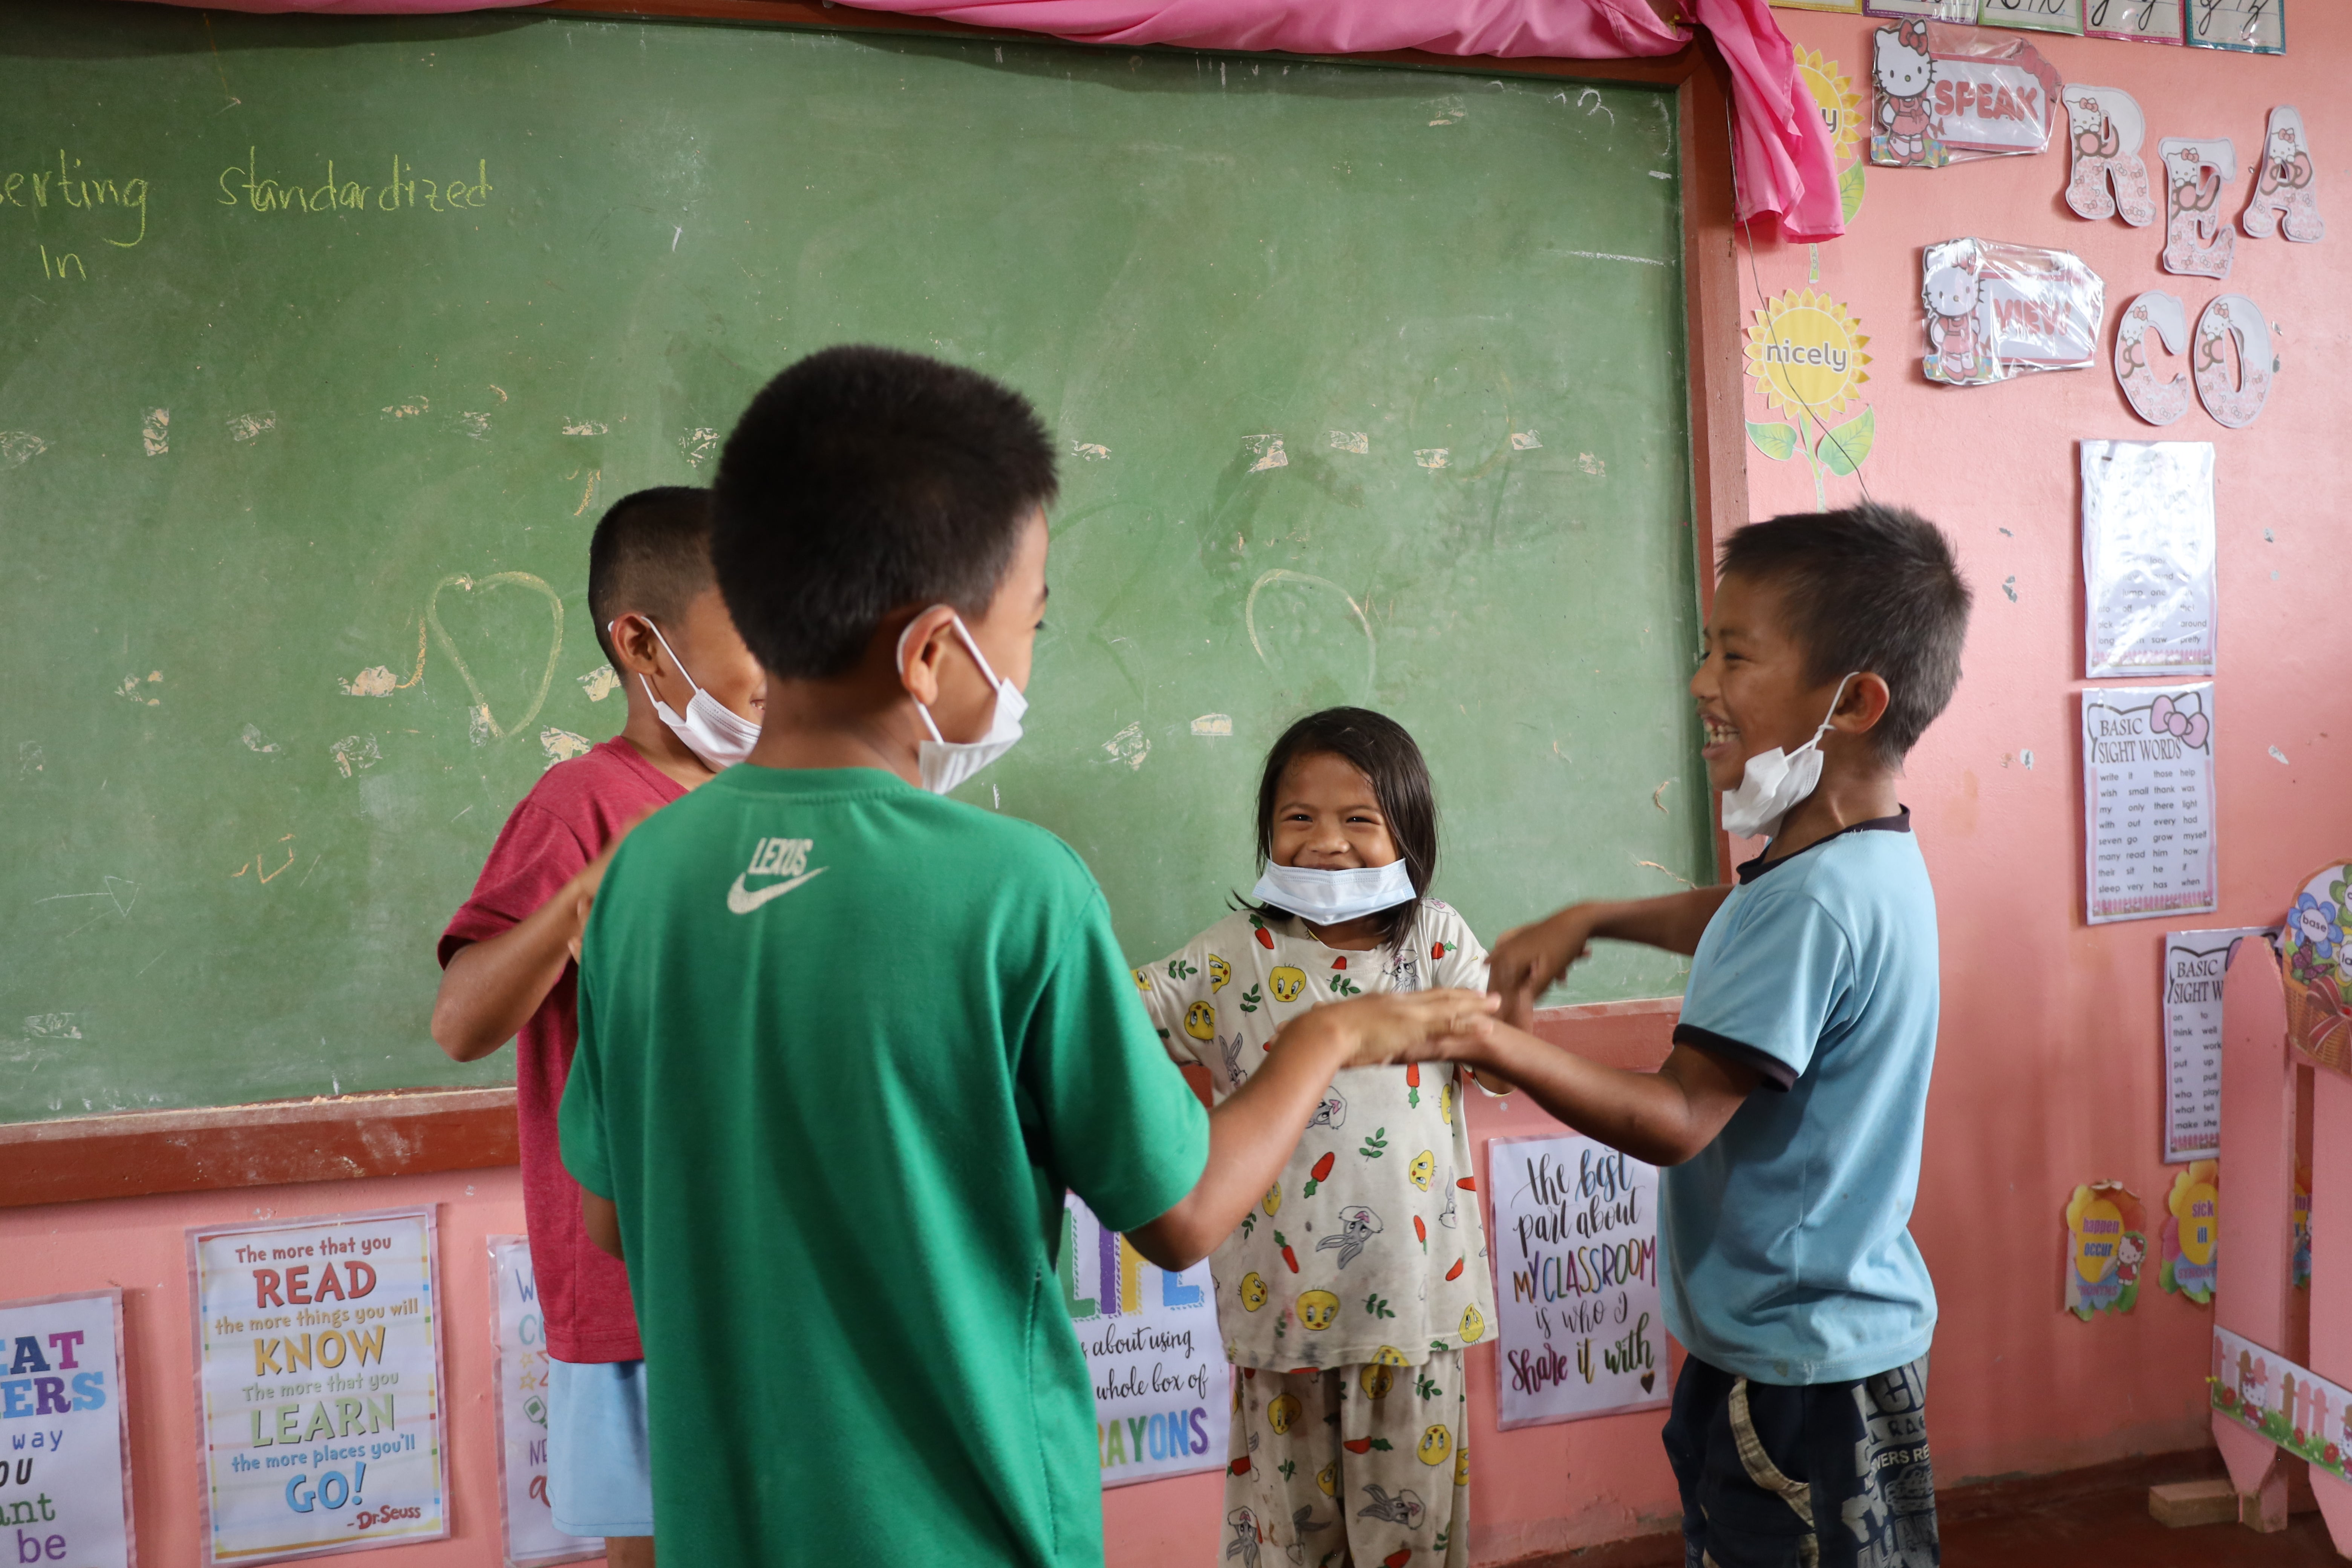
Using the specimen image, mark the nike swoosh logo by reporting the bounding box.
[725,866,827,914]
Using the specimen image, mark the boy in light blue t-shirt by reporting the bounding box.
[1420,504,1971,1568]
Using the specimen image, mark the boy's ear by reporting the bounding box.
[894,605,963,708]
[1832,672,1893,735]
[606,613,666,679]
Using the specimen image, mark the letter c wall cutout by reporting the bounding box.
[2115,290,2191,426]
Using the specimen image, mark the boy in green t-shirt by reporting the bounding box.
[558,346,1496,1568]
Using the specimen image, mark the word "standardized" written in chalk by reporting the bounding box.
[217,151,493,214]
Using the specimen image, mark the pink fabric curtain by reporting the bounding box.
[130,0,1841,237]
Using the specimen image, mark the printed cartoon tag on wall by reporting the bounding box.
[2242,107,2324,244]
[1795,47,1868,222]
[2277,862,2352,1078]
[2065,1181,2146,1319]
[1741,288,1876,506]
[1923,238,2104,386]
[1872,22,2059,169]
[2192,294,2277,428]
[2062,86,2155,225]
[2161,1161,2219,1303]
[2161,138,2238,279]
[2115,291,2192,425]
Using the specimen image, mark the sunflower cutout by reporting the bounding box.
[1793,46,1866,223]
[1743,288,1876,503]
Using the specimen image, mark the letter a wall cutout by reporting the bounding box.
[2115,291,2192,426]
[2242,107,2325,245]
[2063,86,2156,227]
[2161,138,2238,280]
[2193,294,2277,430]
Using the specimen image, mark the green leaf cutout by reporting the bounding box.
[1838,160,1865,224]
[1747,420,1800,462]
[1815,406,1876,477]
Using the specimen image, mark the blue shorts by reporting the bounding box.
[545,1357,655,1539]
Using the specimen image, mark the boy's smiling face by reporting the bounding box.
[1691,571,1853,795]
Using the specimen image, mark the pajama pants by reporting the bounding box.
[1224,1349,1469,1568]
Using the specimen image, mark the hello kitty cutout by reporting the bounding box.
[2063,86,2156,227]
[2242,107,2324,244]
[1872,23,1938,169]
[2114,291,2191,426]
[1923,263,1984,385]
[2192,294,2277,429]
[2161,138,2238,280]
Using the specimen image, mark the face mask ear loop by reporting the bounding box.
[896,613,955,746]
[949,615,1006,690]
[1811,673,1862,746]
[643,620,705,700]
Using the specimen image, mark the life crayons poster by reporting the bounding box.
[0,1289,132,1568]
[486,1237,597,1567]
[1487,1134,1668,1429]
[187,1207,449,1563]
[1060,1196,1229,1487]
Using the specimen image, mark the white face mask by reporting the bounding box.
[1718,674,1858,841]
[897,611,1028,796]
[623,619,762,770]
[1251,859,1418,928]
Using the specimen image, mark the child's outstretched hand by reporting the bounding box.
[1302,988,1498,1069]
[1487,907,1601,1028]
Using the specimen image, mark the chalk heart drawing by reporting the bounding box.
[425,572,564,741]
[1245,569,1376,701]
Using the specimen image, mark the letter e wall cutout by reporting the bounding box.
[2161,138,2237,280]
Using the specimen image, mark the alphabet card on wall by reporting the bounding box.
[0,1289,132,1568]
[1060,1196,1229,1487]
[2185,0,2285,54]
[2081,439,2215,676]
[1923,238,2103,385]
[2081,683,2218,925]
[2062,86,2156,225]
[1487,1135,1667,1429]
[2161,138,2238,277]
[2116,291,2193,424]
[1865,0,1982,18]
[2161,927,2274,1162]
[485,1237,597,1568]
[1977,0,2083,35]
[2065,1181,2147,1318]
[187,1207,449,1564]
[2242,107,2323,243]
[1771,0,1865,12]
[2085,0,2183,41]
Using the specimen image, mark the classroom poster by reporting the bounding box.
[0,1290,132,1568]
[188,1207,449,1564]
[486,1238,597,1567]
[1487,1135,1668,1429]
[2081,684,2217,925]
[1060,1196,1229,1487]
[2082,441,2216,677]
[2161,926,2272,1162]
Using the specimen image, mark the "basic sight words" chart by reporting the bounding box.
[2082,683,2217,925]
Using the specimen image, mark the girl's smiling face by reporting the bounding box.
[1269,751,1402,870]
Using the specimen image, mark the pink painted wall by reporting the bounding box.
[9,12,2351,1565]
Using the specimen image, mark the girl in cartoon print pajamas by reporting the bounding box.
[1137,709,1502,1568]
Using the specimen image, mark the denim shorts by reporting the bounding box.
[545,1357,654,1539]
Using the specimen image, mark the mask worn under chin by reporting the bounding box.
[1718,673,1859,841]
[1251,859,1418,927]
[628,620,761,770]
[897,611,1027,796]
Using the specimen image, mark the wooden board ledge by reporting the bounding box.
[0,1086,519,1209]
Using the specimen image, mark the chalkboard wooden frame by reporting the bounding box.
[9,2,1745,1207]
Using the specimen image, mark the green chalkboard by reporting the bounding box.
[0,3,1709,1123]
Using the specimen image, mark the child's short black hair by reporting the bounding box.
[586,486,714,666]
[711,346,1059,679]
[1253,707,1439,952]
[1718,502,1972,765]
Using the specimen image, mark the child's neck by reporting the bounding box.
[1297,914,1387,952]
[618,693,719,791]
[743,671,928,784]
[1765,755,1902,863]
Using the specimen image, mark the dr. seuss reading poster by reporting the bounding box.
[188,1207,448,1563]
[1061,1196,1228,1485]
[0,1289,132,1568]
[1488,1135,1667,1429]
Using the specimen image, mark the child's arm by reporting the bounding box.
[430,829,637,1062]
[1126,989,1497,1272]
[1429,1025,1759,1168]
[1486,887,1733,1024]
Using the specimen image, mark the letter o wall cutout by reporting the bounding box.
[2193,294,2276,429]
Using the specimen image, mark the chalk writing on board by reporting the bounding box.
[3,152,150,246]
[217,151,493,215]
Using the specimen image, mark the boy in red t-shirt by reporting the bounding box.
[432,486,763,1568]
